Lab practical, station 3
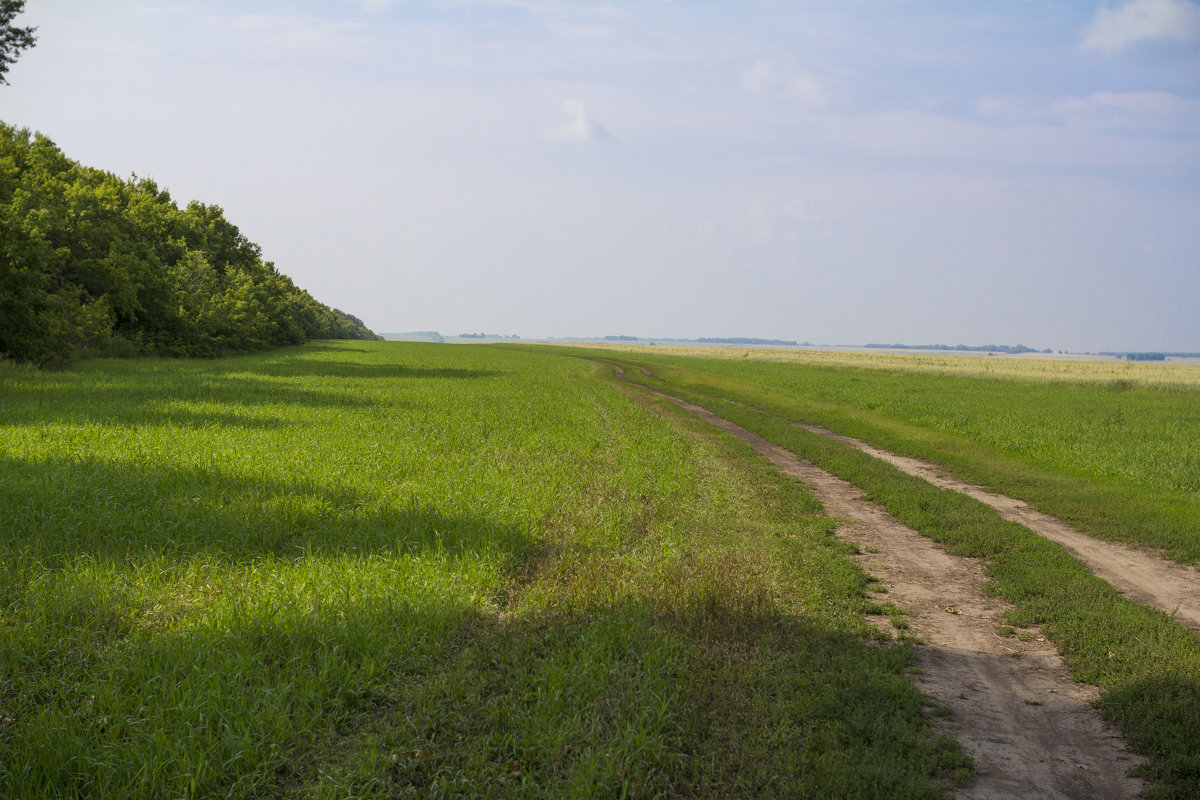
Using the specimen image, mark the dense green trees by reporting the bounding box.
[1,122,378,365]
[0,1,36,85]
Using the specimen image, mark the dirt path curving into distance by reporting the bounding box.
[632,365,1199,632]
[612,366,1144,799]
[700,386,1200,634]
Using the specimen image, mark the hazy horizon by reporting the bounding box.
[381,330,1200,354]
[4,0,1198,352]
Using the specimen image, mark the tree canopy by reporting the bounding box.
[1,122,378,366]
[0,0,36,85]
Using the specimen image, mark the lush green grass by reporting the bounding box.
[0,341,965,798]
[560,348,1200,564]
[581,350,1200,800]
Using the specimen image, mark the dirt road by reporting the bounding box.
[779,419,1200,633]
[612,366,1144,799]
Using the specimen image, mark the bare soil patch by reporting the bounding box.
[612,367,1143,799]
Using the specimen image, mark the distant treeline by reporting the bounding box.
[697,337,799,346]
[1,122,378,367]
[1099,352,1200,361]
[460,333,520,339]
[864,343,1050,354]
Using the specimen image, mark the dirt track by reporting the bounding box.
[639,365,1200,633]
[781,420,1200,633]
[612,366,1144,799]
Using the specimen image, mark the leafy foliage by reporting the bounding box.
[0,0,36,85]
[0,122,377,366]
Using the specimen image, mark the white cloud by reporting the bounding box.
[1081,0,1200,54]
[783,197,810,223]
[741,59,827,106]
[547,100,613,143]
[745,196,772,229]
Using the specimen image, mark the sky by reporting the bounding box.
[2,0,1198,351]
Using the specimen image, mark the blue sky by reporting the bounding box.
[3,0,1198,350]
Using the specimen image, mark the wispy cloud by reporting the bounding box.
[741,58,827,106]
[547,100,613,143]
[1080,0,1200,54]
[1053,91,1200,130]
[736,195,827,244]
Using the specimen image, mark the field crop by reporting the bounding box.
[557,346,1200,564]
[0,341,966,798]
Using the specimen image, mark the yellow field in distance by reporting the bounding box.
[560,343,1200,389]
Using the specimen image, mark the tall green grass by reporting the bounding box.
[1,342,963,798]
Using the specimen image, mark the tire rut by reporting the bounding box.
[611,366,1143,799]
[705,389,1200,634]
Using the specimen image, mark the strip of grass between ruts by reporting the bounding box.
[583,353,1200,800]
[1,341,967,798]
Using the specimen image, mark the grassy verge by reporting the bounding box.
[557,348,1200,565]
[598,356,1200,800]
[1,341,965,798]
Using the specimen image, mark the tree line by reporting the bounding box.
[1,122,378,366]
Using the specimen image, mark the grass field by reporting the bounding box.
[558,345,1200,564]
[0,341,967,798]
[561,345,1200,799]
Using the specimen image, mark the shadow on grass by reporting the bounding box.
[0,453,534,565]
[0,570,495,800]
[282,597,958,800]
[237,358,499,381]
[1104,675,1200,798]
[187,341,499,382]
[0,444,967,798]
[0,356,495,429]
[0,587,961,800]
